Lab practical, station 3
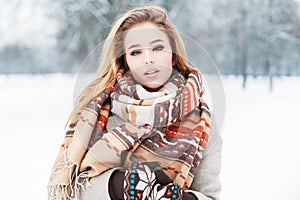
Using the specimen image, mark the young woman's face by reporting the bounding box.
[124,22,173,90]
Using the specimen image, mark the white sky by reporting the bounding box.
[0,0,58,47]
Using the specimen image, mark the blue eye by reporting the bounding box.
[153,45,164,51]
[130,49,142,56]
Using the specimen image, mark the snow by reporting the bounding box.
[0,74,75,199]
[221,76,300,199]
[0,74,299,199]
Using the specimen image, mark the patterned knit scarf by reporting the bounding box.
[48,69,211,199]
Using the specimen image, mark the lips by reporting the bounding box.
[144,68,160,77]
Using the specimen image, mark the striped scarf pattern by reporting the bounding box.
[48,70,211,199]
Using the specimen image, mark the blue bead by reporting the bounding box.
[172,194,177,198]
[130,185,135,189]
[132,169,136,173]
[174,190,177,193]
[130,196,134,199]
[130,174,135,178]
[130,190,134,195]
[130,180,134,184]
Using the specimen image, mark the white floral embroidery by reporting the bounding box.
[135,165,156,200]
[151,184,168,200]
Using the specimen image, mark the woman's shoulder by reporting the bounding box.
[204,118,222,156]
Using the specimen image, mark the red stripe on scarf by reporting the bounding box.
[200,117,211,128]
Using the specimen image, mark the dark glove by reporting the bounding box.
[109,162,196,200]
[151,181,183,200]
[154,168,197,200]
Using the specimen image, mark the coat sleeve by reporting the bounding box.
[186,125,223,200]
[79,168,120,200]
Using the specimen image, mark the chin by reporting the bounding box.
[143,84,163,92]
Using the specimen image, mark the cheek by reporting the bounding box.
[125,55,140,71]
[156,52,173,68]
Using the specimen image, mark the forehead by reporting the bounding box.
[124,22,169,47]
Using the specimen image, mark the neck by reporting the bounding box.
[142,85,164,92]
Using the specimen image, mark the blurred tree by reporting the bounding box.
[0,44,35,74]
[187,0,300,89]
[237,0,249,88]
[248,0,300,90]
[1,0,299,81]
[52,0,179,72]
[0,44,59,74]
[0,0,60,74]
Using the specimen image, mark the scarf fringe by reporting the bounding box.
[48,185,71,200]
[49,147,92,199]
[48,171,91,200]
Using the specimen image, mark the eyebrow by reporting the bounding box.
[127,39,165,51]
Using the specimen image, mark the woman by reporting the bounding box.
[48,5,222,200]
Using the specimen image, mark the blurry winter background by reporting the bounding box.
[1,0,300,199]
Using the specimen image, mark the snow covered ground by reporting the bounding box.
[0,74,299,199]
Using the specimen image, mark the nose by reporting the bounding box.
[144,49,154,65]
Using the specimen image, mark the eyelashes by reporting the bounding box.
[129,45,165,56]
[130,49,142,56]
[153,44,164,51]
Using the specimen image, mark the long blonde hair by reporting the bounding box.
[67,5,196,124]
